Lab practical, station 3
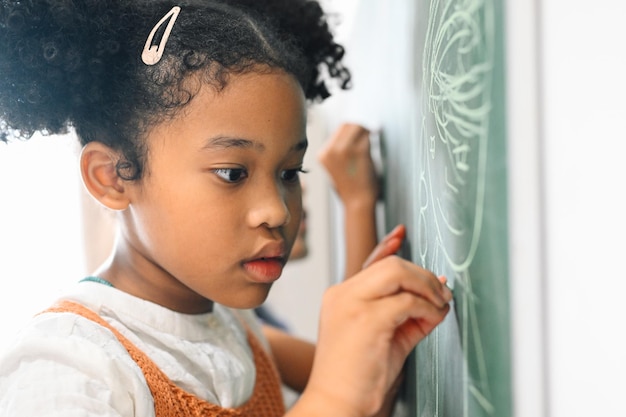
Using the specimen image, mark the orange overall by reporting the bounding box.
[45,301,286,417]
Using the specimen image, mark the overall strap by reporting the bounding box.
[43,300,286,417]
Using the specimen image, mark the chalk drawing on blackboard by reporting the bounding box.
[414,0,495,415]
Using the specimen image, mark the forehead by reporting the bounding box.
[211,70,306,136]
[151,70,308,150]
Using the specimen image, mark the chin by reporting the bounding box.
[227,285,273,310]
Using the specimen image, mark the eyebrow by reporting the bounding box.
[202,136,308,152]
[202,136,256,150]
[293,138,308,152]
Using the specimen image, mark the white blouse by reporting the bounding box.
[0,281,267,416]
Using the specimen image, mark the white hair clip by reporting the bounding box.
[141,6,181,65]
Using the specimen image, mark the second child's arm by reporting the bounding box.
[318,123,380,278]
[263,324,315,393]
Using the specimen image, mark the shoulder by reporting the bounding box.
[0,310,155,417]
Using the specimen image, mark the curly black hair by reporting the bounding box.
[0,0,351,180]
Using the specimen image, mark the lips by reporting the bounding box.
[242,242,286,283]
[243,257,285,283]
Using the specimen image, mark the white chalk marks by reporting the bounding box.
[415,0,495,416]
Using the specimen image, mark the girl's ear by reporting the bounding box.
[80,142,130,210]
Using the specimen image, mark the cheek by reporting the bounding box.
[140,189,238,255]
[176,200,239,244]
[286,192,303,238]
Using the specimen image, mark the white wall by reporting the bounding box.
[508,0,626,415]
[540,1,626,416]
[0,134,86,352]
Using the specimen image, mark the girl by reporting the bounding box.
[0,1,452,416]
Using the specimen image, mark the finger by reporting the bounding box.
[369,291,450,342]
[361,237,402,269]
[350,257,451,308]
[362,225,406,268]
[438,276,453,301]
[338,123,370,145]
[392,304,450,352]
[323,125,370,162]
[319,125,368,168]
[381,224,406,247]
[362,242,389,269]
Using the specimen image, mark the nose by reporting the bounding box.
[247,181,292,229]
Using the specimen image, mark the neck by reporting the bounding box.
[95,241,215,314]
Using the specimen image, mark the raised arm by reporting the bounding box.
[318,123,380,278]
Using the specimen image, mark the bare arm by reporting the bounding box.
[318,123,380,278]
[262,324,315,393]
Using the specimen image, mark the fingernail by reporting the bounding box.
[443,285,453,303]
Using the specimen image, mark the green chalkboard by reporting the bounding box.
[334,1,511,415]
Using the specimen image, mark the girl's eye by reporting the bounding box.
[213,168,248,183]
[281,168,308,184]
